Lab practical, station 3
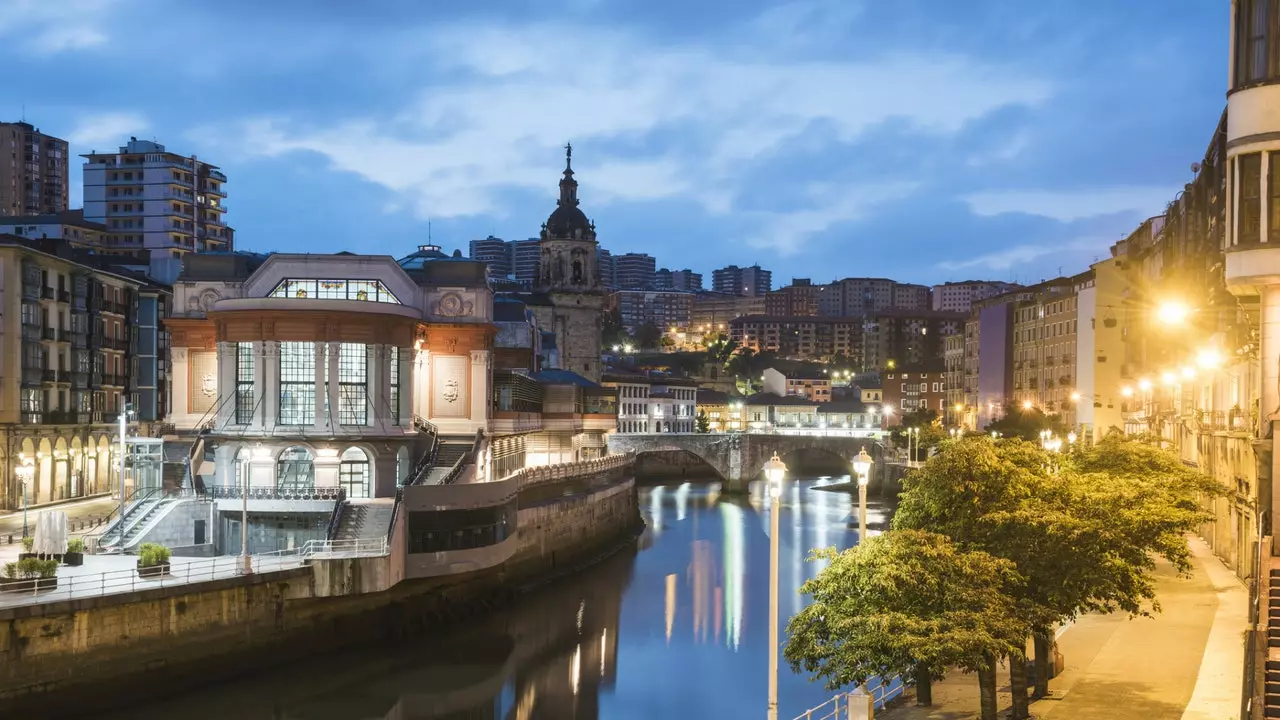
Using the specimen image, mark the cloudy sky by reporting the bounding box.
[1,0,1226,286]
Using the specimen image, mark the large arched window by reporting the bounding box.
[339,447,370,498]
[234,447,251,490]
[277,447,315,490]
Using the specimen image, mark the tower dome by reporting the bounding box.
[543,143,596,241]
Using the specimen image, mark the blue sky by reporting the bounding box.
[0,0,1227,286]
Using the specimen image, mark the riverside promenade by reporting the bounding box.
[878,536,1247,720]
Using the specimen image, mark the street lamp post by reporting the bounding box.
[15,456,34,539]
[117,403,133,528]
[762,452,789,720]
[852,447,873,541]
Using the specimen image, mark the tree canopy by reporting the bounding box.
[785,530,1028,691]
[982,404,1068,442]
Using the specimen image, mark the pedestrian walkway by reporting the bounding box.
[0,495,116,537]
[878,536,1247,720]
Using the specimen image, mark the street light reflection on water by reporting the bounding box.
[108,474,886,720]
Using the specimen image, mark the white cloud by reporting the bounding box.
[748,181,919,256]
[937,237,1107,272]
[966,130,1031,167]
[0,0,120,54]
[215,14,1051,254]
[963,186,1175,222]
[68,112,149,149]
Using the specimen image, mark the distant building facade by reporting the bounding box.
[0,122,68,217]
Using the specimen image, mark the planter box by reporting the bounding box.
[137,561,170,579]
[0,575,58,593]
[17,553,36,562]
[62,552,84,567]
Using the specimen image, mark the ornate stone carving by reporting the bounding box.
[434,292,474,318]
[201,373,217,398]
[199,289,222,312]
[443,379,460,404]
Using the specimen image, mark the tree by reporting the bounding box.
[785,531,1029,720]
[890,408,946,462]
[634,323,662,350]
[659,334,676,350]
[982,403,1067,442]
[895,437,1225,708]
[695,410,711,433]
[602,308,631,350]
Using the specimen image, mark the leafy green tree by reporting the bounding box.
[982,403,1067,441]
[895,436,1224,708]
[890,408,945,461]
[659,334,675,349]
[601,308,631,350]
[634,323,662,350]
[786,531,1029,720]
[695,410,711,433]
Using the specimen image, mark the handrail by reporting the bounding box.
[440,428,485,486]
[202,485,345,501]
[86,486,170,550]
[504,452,635,491]
[324,488,348,541]
[790,676,903,720]
[0,553,306,608]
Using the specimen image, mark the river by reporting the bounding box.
[109,476,894,720]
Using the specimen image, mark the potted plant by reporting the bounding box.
[0,558,58,593]
[136,543,171,578]
[63,537,86,567]
[18,536,35,561]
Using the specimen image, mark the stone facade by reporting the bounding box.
[532,144,604,382]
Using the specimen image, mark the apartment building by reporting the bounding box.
[943,333,966,427]
[601,372,697,433]
[614,253,657,289]
[728,315,863,364]
[712,264,772,297]
[932,280,1021,312]
[0,122,68,217]
[690,293,766,334]
[0,236,148,510]
[765,279,821,316]
[0,210,113,253]
[761,367,832,402]
[607,289,694,333]
[860,309,966,372]
[655,268,703,292]
[882,367,947,423]
[1010,276,1085,426]
[818,277,932,316]
[82,138,232,283]
[511,238,541,287]
[469,235,513,278]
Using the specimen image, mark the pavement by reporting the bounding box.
[876,535,1248,720]
[0,495,116,539]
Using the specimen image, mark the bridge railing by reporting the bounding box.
[504,452,635,492]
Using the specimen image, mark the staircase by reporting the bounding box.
[424,439,473,484]
[332,500,394,542]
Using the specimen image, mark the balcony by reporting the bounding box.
[41,369,56,382]
[57,289,70,303]
[21,325,41,342]
[21,368,42,386]
[40,286,53,300]
[41,327,54,341]
[37,410,78,425]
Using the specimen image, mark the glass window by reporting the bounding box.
[234,447,251,490]
[276,446,314,490]
[1270,153,1280,244]
[268,279,400,304]
[339,447,370,498]
[235,342,254,424]
[1241,153,1263,245]
[279,342,315,425]
[338,343,368,425]
[389,346,400,425]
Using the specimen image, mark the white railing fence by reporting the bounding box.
[0,553,304,608]
[790,677,905,720]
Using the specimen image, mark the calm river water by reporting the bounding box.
[110,476,892,720]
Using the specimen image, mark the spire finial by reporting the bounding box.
[565,141,573,170]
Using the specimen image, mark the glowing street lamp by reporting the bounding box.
[1022,400,1033,411]
[15,455,35,539]
[1069,391,1081,403]
[1121,386,1134,397]
[761,452,789,720]
[1155,300,1191,326]
[852,447,874,541]
[1196,348,1224,370]
[1138,378,1153,392]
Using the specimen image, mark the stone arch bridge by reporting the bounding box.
[607,433,887,493]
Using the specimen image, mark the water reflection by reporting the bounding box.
[110,476,886,720]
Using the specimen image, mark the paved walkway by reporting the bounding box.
[0,495,116,537]
[877,536,1247,720]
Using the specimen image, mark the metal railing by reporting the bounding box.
[791,677,904,720]
[324,489,348,541]
[0,554,305,608]
[440,428,485,486]
[789,693,858,720]
[255,537,389,560]
[202,485,344,501]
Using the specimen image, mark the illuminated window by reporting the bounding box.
[389,346,400,425]
[339,447,370,498]
[268,279,400,304]
[276,446,314,490]
[1241,153,1262,245]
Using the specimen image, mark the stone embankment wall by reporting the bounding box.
[0,471,641,716]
